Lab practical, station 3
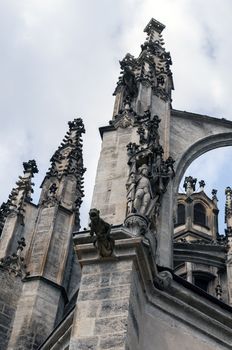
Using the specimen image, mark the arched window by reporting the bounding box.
[193,272,214,292]
[176,204,185,226]
[194,276,209,292]
[194,203,206,226]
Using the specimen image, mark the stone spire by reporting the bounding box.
[0,160,38,257]
[40,118,86,229]
[92,19,175,267]
[112,18,173,156]
[8,118,86,349]
[2,160,38,219]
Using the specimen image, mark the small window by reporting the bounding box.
[194,276,209,292]
[194,203,206,226]
[176,204,185,226]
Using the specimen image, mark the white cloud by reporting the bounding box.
[0,0,232,231]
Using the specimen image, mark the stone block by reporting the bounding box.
[100,274,111,287]
[3,305,14,318]
[99,332,126,349]
[0,324,8,335]
[79,285,131,302]
[76,301,99,318]
[75,317,95,337]
[99,299,129,317]
[0,302,4,312]
[82,260,133,275]
[94,315,128,335]
[70,336,99,350]
[111,270,132,286]
[0,312,11,328]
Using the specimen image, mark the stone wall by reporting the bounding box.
[141,303,230,350]
[126,268,147,350]
[69,259,134,350]
[7,279,63,350]
[0,269,22,350]
[91,127,138,226]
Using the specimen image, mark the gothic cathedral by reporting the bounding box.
[1,18,232,350]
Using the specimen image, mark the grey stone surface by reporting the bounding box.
[69,257,134,350]
[0,269,22,350]
[7,279,62,350]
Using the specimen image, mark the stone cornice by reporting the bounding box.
[174,242,226,268]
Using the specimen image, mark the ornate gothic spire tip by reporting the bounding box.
[144,18,165,34]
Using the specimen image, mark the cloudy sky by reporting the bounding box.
[0,0,232,231]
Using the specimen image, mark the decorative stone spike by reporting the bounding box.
[212,189,218,206]
[0,202,10,236]
[5,160,38,218]
[112,17,173,119]
[0,237,29,279]
[199,180,205,191]
[144,18,165,37]
[40,118,86,229]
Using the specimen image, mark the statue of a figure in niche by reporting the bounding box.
[133,164,153,215]
[122,66,138,100]
[126,172,137,214]
[89,208,114,257]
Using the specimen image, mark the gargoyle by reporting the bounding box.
[89,208,115,257]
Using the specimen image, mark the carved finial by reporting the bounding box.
[144,18,165,35]
[211,189,218,206]
[199,180,205,191]
[46,118,85,180]
[1,160,38,223]
[112,19,173,118]
[23,160,38,176]
[0,202,10,236]
[0,236,29,279]
[68,118,85,134]
[183,176,197,196]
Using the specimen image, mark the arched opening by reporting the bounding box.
[193,203,206,226]
[174,132,232,193]
[175,133,232,234]
[177,146,232,233]
[194,275,209,292]
[175,203,185,226]
[193,271,215,293]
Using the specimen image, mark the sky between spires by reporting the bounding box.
[0,0,232,232]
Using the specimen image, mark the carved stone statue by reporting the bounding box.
[89,208,114,257]
[126,172,136,214]
[133,164,153,215]
[121,65,138,103]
